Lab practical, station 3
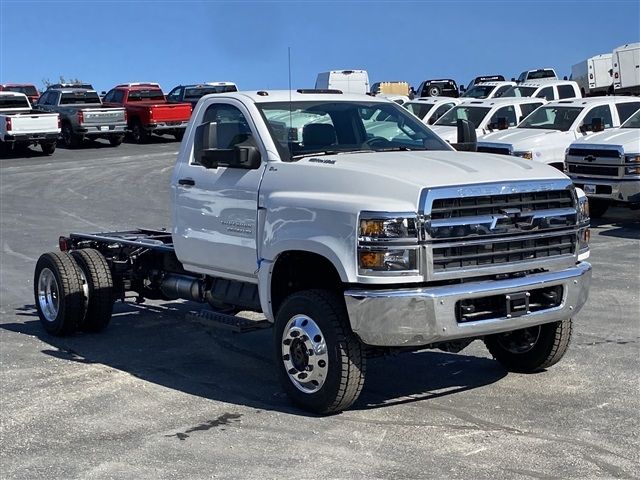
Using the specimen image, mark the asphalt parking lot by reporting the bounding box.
[1,138,638,480]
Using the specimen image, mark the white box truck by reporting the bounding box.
[612,43,640,95]
[571,53,613,96]
[315,70,370,95]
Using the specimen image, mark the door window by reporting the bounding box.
[582,105,613,129]
[167,87,183,102]
[103,90,115,103]
[196,104,254,165]
[519,102,543,120]
[489,105,517,127]
[616,102,640,123]
[557,84,577,99]
[429,103,454,123]
[535,86,555,101]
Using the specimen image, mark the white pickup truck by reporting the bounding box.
[33,90,592,414]
[460,81,516,99]
[501,80,581,101]
[0,92,60,155]
[478,97,640,169]
[565,108,640,217]
[430,97,545,143]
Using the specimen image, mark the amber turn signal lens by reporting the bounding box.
[360,220,384,237]
[359,251,384,268]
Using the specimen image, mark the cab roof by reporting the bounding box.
[473,81,516,87]
[518,80,577,88]
[545,96,640,107]
[458,97,546,107]
[215,90,394,104]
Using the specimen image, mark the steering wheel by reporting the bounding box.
[363,137,393,149]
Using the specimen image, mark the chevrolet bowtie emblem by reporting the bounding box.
[585,155,596,162]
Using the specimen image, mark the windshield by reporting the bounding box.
[501,86,537,98]
[434,105,491,128]
[404,102,434,119]
[518,106,583,131]
[0,95,30,109]
[127,89,165,101]
[60,92,101,105]
[6,85,38,96]
[620,109,640,128]
[185,86,237,99]
[257,100,451,160]
[462,85,494,99]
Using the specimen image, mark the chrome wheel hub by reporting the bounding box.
[37,268,60,322]
[497,326,541,354]
[281,315,329,394]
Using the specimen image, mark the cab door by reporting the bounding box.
[172,100,266,281]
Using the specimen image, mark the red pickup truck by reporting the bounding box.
[0,83,40,105]
[102,83,191,143]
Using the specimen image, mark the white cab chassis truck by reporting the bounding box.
[565,108,640,217]
[33,90,592,414]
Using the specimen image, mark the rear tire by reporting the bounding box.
[71,249,114,332]
[588,198,609,218]
[61,123,81,148]
[274,289,366,414]
[484,319,572,373]
[130,121,149,144]
[41,142,56,155]
[108,135,124,147]
[34,252,87,336]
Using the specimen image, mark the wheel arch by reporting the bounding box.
[259,248,347,322]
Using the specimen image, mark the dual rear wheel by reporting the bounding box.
[34,249,114,336]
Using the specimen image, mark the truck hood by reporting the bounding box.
[273,150,569,212]
[479,128,566,148]
[569,128,640,153]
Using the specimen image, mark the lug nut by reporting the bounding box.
[282,354,290,361]
[288,368,297,375]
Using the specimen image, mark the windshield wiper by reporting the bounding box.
[292,149,378,160]
[372,146,425,152]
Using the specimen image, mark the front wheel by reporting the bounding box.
[484,319,572,373]
[274,289,366,414]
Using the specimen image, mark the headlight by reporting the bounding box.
[358,212,419,274]
[575,188,590,260]
[624,153,640,163]
[359,215,417,241]
[513,151,533,160]
[576,188,590,225]
[625,166,640,175]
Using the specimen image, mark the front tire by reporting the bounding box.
[484,319,572,373]
[70,249,114,332]
[274,289,366,414]
[34,252,87,336]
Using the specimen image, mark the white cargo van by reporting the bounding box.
[612,43,640,95]
[571,54,613,96]
[315,70,370,95]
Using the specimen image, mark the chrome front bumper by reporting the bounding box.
[571,178,640,204]
[344,262,592,347]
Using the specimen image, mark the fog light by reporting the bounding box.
[358,249,417,272]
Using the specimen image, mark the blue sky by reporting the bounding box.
[1,0,639,93]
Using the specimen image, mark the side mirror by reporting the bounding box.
[497,117,508,130]
[427,117,435,125]
[453,119,477,152]
[194,121,261,169]
[519,115,525,123]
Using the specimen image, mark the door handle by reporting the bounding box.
[178,178,195,186]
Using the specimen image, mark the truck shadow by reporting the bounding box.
[6,302,507,416]
[591,211,640,240]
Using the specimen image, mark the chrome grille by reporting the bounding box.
[422,181,579,279]
[433,233,576,271]
[567,164,620,177]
